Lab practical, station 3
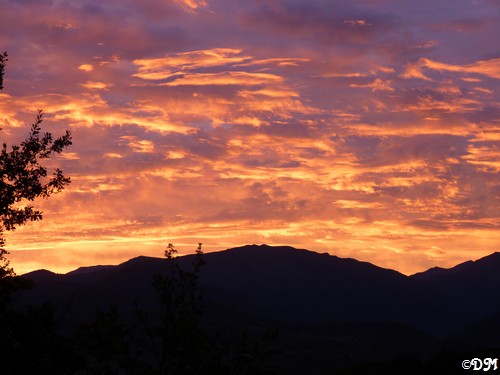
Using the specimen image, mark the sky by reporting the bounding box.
[1,0,499,275]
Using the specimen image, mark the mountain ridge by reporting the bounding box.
[15,244,500,374]
[22,245,498,278]
[18,244,500,335]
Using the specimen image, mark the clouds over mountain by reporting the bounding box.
[1,0,499,274]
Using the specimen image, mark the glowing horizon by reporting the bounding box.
[1,0,499,275]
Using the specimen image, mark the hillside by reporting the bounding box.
[17,245,500,374]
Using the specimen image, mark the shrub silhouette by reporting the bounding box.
[76,243,281,374]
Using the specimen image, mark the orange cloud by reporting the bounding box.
[133,48,250,80]
[119,136,156,153]
[175,0,208,12]
[401,63,433,80]
[80,81,113,90]
[236,57,310,67]
[350,78,395,92]
[405,57,500,80]
[78,64,94,72]
[160,71,283,86]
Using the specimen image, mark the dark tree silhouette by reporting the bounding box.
[135,242,210,374]
[0,110,72,231]
[75,243,214,374]
[0,51,77,375]
[0,51,72,297]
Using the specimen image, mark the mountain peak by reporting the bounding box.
[412,251,500,282]
[66,264,115,276]
[22,269,59,283]
[474,251,500,264]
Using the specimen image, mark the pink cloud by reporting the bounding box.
[1,0,499,275]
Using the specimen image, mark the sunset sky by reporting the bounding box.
[1,0,499,275]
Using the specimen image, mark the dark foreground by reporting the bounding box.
[2,244,500,374]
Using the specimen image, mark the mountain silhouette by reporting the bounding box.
[411,252,500,334]
[18,245,500,374]
[20,246,500,334]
